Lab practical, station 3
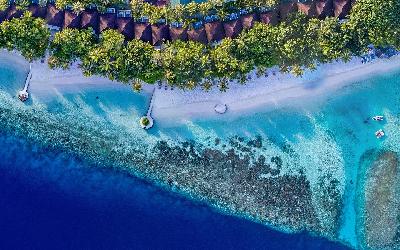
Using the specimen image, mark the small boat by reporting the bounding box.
[375,129,385,139]
[372,116,384,121]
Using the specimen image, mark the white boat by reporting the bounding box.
[372,116,384,121]
[375,129,385,139]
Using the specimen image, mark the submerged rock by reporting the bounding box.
[357,151,400,249]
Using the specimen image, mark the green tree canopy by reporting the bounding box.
[347,0,400,50]
[0,12,50,61]
[49,28,96,69]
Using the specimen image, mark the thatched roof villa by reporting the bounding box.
[28,4,47,18]
[81,10,99,33]
[205,21,225,43]
[169,25,188,41]
[99,13,117,32]
[135,22,152,43]
[260,10,278,25]
[117,17,135,40]
[151,23,170,46]
[297,0,318,17]
[63,9,81,29]
[187,25,208,44]
[333,0,351,19]
[46,4,64,27]
[240,12,259,29]
[223,19,242,38]
[6,4,23,20]
[279,0,298,20]
[315,0,334,19]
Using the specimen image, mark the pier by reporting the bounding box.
[140,87,155,129]
[18,63,32,102]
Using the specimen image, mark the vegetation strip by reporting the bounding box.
[0,0,399,91]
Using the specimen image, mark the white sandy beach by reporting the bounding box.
[2,49,400,125]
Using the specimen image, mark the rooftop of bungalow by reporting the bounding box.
[0,0,354,45]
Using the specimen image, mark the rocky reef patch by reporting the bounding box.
[0,90,345,240]
[357,150,400,249]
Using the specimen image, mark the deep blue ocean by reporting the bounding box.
[0,131,349,249]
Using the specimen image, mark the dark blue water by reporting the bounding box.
[0,131,350,250]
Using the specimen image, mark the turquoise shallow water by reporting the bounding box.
[1,56,399,248]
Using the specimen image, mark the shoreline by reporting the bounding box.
[2,49,400,127]
[152,55,400,125]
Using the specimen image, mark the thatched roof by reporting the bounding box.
[297,1,317,17]
[260,10,278,25]
[46,4,64,27]
[333,0,351,19]
[81,10,99,33]
[117,17,135,40]
[151,24,170,46]
[99,13,116,32]
[223,19,243,38]
[278,0,298,20]
[240,13,259,29]
[187,27,208,44]
[63,10,81,29]
[169,26,188,41]
[0,9,7,23]
[6,4,23,20]
[315,0,333,19]
[204,21,225,43]
[152,0,169,7]
[134,22,152,43]
[28,4,47,18]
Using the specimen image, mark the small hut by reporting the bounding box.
[63,9,81,29]
[259,10,278,25]
[46,4,64,27]
[134,22,152,43]
[6,4,23,20]
[297,1,317,17]
[240,13,259,29]
[117,17,135,40]
[315,0,334,19]
[28,4,47,18]
[81,10,99,33]
[151,24,170,46]
[278,0,298,20]
[333,0,351,19]
[223,19,243,38]
[187,27,208,44]
[169,26,188,41]
[99,13,116,32]
[204,21,225,43]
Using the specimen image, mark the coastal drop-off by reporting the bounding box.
[1,52,400,249]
